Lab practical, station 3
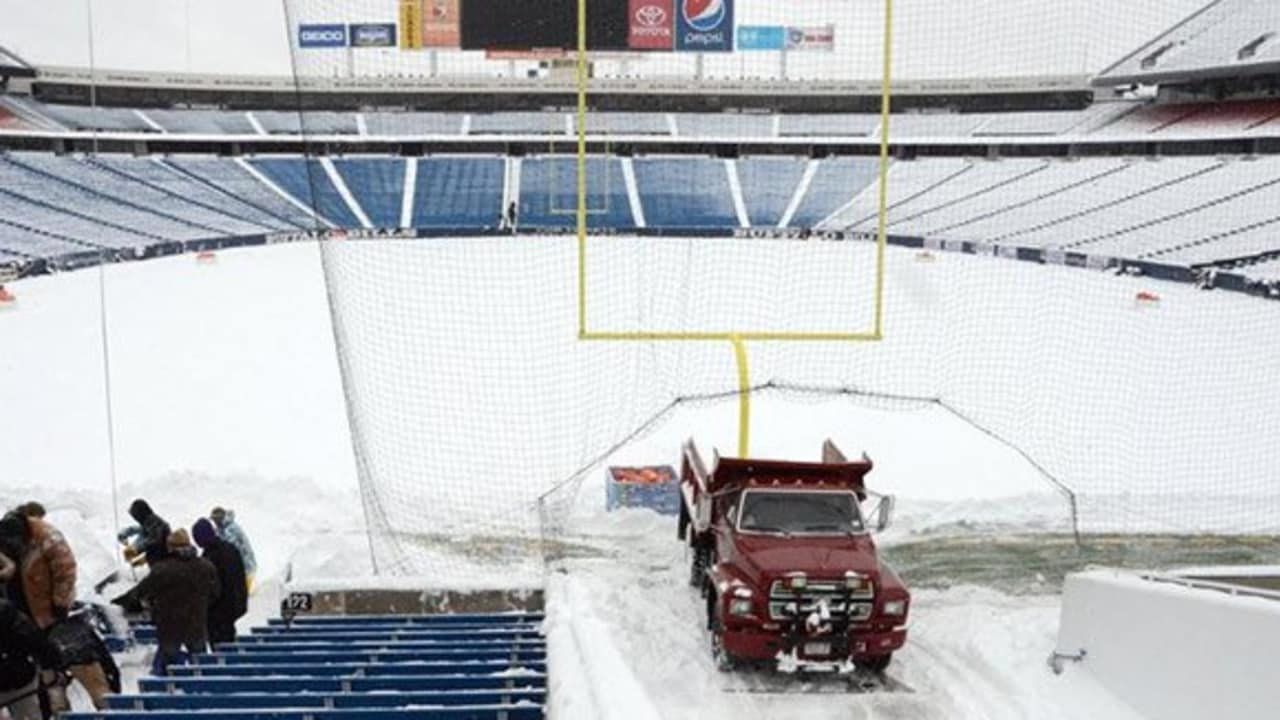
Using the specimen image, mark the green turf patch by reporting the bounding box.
[882,534,1280,595]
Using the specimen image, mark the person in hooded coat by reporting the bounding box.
[0,511,113,710]
[114,529,219,674]
[116,499,171,566]
[0,553,62,720]
[210,507,256,591]
[192,518,247,645]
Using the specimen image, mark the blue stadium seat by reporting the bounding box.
[333,159,406,228]
[266,612,543,626]
[412,158,504,228]
[518,157,632,229]
[633,158,737,229]
[106,690,547,711]
[789,158,882,228]
[138,674,546,694]
[97,610,547,720]
[738,157,806,228]
[250,158,360,228]
[67,709,543,720]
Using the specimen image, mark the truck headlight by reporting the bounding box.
[883,599,907,617]
[729,598,753,616]
[844,572,872,593]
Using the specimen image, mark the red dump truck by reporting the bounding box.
[677,439,910,673]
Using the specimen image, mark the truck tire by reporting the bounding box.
[860,653,892,673]
[707,589,737,672]
[689,541,710,590]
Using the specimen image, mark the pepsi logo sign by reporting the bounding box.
[682,0,725,32]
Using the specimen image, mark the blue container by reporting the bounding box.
[605,465,680,515]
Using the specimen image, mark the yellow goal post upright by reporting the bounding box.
[573,0,896,458]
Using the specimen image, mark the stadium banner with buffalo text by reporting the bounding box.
[628,0,674,50]
[674,0,733,52]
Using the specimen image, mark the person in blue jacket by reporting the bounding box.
[210,508,256,592]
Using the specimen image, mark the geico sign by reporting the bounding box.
[303,30,344,41]
[298,25,348,47]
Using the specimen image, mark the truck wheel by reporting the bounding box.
[707,597,737,672]
[860,653,892,673]
[689,542,710,590]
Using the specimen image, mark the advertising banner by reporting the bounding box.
[422,0,461,48]
[399,0,423,49]
[675,0,733,52]
[628,0,673,50]
[350,23,397,48]
[298,24,348,49]
[786,24,835,51]
[736,25,784,51]
[484,48,567,60]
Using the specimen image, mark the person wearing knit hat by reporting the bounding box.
[191,518,247,644]
[116,499,171,567]
[113,526,219,674]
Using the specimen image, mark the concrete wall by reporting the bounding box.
[1058,569,1280,720]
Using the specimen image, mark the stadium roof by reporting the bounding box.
[1094,0,1280,87]
[0,45,34,79]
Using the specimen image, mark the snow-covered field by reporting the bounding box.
[2,240,1275,718]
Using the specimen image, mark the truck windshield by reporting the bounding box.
[737,491,864,535]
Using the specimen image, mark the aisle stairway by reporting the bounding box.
[71,612,548,720]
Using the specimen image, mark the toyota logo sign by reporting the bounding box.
[636,5,666,27]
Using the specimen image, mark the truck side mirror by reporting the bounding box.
[874,495,895,532]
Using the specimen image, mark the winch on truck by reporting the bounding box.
[677,439,910,674]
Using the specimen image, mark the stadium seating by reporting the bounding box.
[412,157,505,227]
[162,156,317,229]
[145,109,256,135]
[365,112,465,136]
[250,157,361,228]
[470,113,567,135]
[2,151,1279,283]
[1095,0,1280,87]
[738,156,806,228]
[788,157,882,229]
[333,158,407,228]
[633,157,738,228]
[67,612,547,720]
[14,97,1267,141]
[518,156,633,228]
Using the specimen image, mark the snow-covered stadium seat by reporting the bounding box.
[632,157,737,228]
[412,157,505,227]
[518,156,633,229]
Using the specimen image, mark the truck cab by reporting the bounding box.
[677,439,909,673]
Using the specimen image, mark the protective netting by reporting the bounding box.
[274,0,1280,580]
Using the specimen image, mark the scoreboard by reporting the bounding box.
[459,0,629,51]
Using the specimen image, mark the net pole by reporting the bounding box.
[731,335,751,458]
[872,0,894,339]
[575,0,588,339]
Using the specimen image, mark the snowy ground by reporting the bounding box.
[2,240,1272,719]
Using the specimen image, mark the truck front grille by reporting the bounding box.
[768,579,874,622]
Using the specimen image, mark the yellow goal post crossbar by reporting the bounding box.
[573,0,896,455]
